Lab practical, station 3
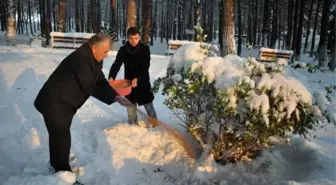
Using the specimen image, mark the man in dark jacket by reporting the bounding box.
[109,27,157,125]
[34,33,132,175]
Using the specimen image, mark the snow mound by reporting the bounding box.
[3,171,77,185]
[80,123,195,184]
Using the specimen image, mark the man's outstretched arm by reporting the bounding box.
[109,48,124,80]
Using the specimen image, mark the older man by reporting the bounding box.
[34,33,131,178]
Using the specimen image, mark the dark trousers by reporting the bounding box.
[43,115,72,172]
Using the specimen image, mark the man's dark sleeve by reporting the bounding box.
[134,45,150,80]
[72,56,97,96]
[109,48,123,79]
[91,70,117,105]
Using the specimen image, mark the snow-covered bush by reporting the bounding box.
[153,44,335,164]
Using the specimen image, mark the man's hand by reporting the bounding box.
[109,77,114,84]
[132,78,138,87]
[115,96,134,107]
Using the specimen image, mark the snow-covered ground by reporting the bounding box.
[0,34,335,185]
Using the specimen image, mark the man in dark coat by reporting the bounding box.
[108,27,157,125]
[34,33,132,176]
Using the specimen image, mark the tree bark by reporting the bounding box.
[310,0,321,57]
[220,0,236,56]
[142,0,152,45]
[127,0,136,30]
[262,0,270,47]
[253,0,258,45]
[75,0,80,32]
[291,0,299,50]
[294,0,305,61]
[28,0,34,35]
[237,0,242,55]
[110,0,117,28]
[286,0,294,49]
[57,0,66,32]
[5,0,16,46]
[0,0,7,31]
[303,0,315,53]
[317,0,332,67]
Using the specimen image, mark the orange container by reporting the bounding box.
[109,79,132,96]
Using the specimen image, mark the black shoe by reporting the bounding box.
[73,181,84,185]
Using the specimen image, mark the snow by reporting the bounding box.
[0,33,335,185]
[50,32,95,39]
[168,40,209,46]
[259,47,294,55]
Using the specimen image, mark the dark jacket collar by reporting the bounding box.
[80,43,101,66]
[125,41,141,54]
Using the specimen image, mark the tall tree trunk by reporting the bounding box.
[110,0,117,28]
[0,0,7,31]
[45,0,51,45]
[291,0,299,50]
[253,0,258,45]
[91,0,95,32]
[5,0,16,46]
[165,0,169,42]
[75,0,80,32]
[34,7,37,32]
[327,14,335,70]
[28,0,34,35]
[270,0,278,48]
[294,0,305,61]
[96,0,101,32]
[142,0,152,45]
[177,0,183,40]
[310,0,321,57]
[247,1,253,46]
[194,0,201,41]
[262,0,270,46]
[220,0,236,56]
[57,0,66,32]
[24,3,28,36]
[160,0,164,43]
[87,0,92,32]
[122,0,126,42]
[303,0,315,53]
[219,0,223,49]
[317,0,331,67]
[277,0,281,49]
[81,0,84,32]
[52,0,56,32]
[172,0,177,40]
[127,0,136,30]
[237,0,242,55]
[286,0,294,49]
[17,0,22,35]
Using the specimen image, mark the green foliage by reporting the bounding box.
[153,44,334,164]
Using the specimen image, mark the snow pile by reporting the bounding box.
[79,123,195,184]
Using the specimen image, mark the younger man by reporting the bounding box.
[109,27,157,124]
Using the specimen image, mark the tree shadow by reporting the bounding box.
[197,137,336,185]
[0,67,52,181]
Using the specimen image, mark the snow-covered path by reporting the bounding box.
[0,44,335,185]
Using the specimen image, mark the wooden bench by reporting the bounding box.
[259,47,294,63]
[50,32,95,49]
[165,41,184,55]
[165,40,210,55]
